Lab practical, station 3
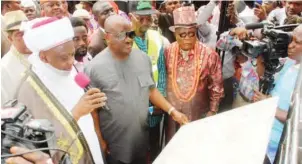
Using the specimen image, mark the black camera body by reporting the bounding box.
[241,24,298,94]
[1,100,55,157]
[242,26,294,60]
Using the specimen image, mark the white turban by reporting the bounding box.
[21,0,36,9]
[72,9,91,19]
[22,17,74,53]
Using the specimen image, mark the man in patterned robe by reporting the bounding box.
[165,6,224,142]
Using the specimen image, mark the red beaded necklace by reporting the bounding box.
[170,42,203,102]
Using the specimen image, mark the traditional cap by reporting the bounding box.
[23,17,74,53]
[169,6,198,32]
[134,0,156,15]
[21,0,36,8]
[72,9,90,19]
[3,10,28,31]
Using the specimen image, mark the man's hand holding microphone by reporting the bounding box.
[72,73,107,121]
[72,88,107,121]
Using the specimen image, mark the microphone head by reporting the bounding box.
[74,72,90,89]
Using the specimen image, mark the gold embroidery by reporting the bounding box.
[11,46,30,69]
[57,133,79,162]
[27,77,83,164]
[57,133,70,150]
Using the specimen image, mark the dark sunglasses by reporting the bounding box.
[125,31,136,39]
[106,31,135,41]
[178,31,196,38]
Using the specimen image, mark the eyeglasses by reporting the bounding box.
[106,31,135,41]
[178,32,196,38]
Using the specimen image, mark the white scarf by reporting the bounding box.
[28,54,104,164]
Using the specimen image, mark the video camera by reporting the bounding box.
[241,23,297,60]
[240,23,298,94]
[1,100,55,163]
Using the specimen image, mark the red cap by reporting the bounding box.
[32,17,59,29]
[74,72,90,89]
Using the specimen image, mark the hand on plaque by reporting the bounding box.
[171,110,189,125]
[253,90,270,102]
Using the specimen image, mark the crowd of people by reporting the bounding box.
[1,0,302,164]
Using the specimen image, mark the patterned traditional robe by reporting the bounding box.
[165,42,224,142]
[17,68,98,164]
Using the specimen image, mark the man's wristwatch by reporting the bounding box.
[168,107,176,115]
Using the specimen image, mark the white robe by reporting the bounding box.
[239,6,260,24]
[28,54,104,164]
[1,46,29,105]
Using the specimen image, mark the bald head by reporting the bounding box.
[104,15,133,58]
[104,15,131,33]
[92,1,114,28]
[288,24,302,62]
[92,1,111,16]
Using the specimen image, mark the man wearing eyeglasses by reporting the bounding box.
[84,15,189,164]
[165,6,224,143]
[129,1,170,161]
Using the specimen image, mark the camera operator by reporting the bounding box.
[216,27,251,110]
[5,147,51,164]
[253,24,302,164]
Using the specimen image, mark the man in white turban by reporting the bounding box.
[17,17,106,164]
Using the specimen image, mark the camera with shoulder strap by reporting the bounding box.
[1,99,71,164]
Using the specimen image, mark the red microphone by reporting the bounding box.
[75,72,110,111]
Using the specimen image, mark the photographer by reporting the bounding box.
[216,27,251,110]
[253,24,302,164]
